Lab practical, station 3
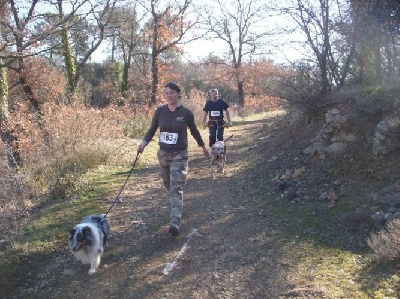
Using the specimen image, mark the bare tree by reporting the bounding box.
[55,0,118,99]
[0,0,119,105]
[0,57,20,169]
[0,2,20,168]
[106,4,146,96]
[142,0,199,105]
[348,0,400,84]
[0,0,118,165]
[1,0,46,112]
[0,0,54,152]
[197,0,271,107]
[280,0,355,97]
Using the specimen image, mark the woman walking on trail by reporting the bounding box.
[202,88,232,147]
[137,82,209,236]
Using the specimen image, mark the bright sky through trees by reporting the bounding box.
[90,3,306,64]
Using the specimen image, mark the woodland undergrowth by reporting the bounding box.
[0,90,280,239]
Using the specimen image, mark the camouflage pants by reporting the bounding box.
[157,149,188,226]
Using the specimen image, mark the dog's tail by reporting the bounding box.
[224,134,233,143]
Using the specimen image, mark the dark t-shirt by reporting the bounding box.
[203,99,229,121]
[143,105,205,151]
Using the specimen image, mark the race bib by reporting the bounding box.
[210,111,221,117]
[160,132,178,144]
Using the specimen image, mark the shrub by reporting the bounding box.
[183,88,207,125]
[0,162,33,232]
[367,219,400,261]
[9,102,132,200]
[121,106,152,138]
[27,150,108,200]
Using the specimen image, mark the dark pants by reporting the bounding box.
[208,120,224,147]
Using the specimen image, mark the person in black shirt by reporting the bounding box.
[137,82,209,236]
[202,89,232,147]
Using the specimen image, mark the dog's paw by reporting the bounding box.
[88,268,97,275]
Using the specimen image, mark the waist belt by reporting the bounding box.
[160,148,187,154]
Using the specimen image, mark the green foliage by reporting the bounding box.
[28,150,108,200]
[121,60,129,95]
[61,27,77,93]
[0,65,9,121]
[0,66,8,98]
[79,62,124,107]
[82,62,123,87]
[122,113,151,138]
[110,61,123,88]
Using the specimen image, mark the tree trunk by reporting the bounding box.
[58,0,77,101]
[150,53,159,106]
[111,35,116,63]
[384,33,394,83]
[319,54,330,97]
[121,60,130,97]
[121,26,135,97]
[320,0,331,97]
[238,81,244,107]
[14,26,51,147]
[150,14,159,106]
[374,32,382,84]
[0,128,21,168]
[0,65,21,168]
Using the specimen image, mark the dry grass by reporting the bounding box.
[0,103,141,236]
[368,219,400,262]
[0,158,33,233]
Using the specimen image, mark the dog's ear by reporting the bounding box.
[69,228,76,239]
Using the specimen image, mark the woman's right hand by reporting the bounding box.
[137,140,148,153]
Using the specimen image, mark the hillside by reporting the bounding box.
[1,110,399,298]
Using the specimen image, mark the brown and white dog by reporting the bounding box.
[210,135,233,178]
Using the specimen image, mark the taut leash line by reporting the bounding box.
[101,151,141,222]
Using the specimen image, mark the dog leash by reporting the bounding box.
[101,151,141,222]
[224,134,233,143]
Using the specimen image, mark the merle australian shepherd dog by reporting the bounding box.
[68,214,110,275]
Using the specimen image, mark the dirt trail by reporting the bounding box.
[10,112,293,299]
